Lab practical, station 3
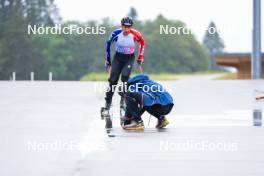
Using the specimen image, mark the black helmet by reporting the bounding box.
[121,16,133,27]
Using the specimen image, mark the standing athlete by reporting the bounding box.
[102,17,145,118]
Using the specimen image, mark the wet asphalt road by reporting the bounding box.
[0,77,264,176]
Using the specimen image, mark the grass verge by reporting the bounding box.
[80,71,230,81]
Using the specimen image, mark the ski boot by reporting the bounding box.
[100,102,112,129]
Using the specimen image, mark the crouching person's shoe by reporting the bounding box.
[120,116,132,126]
[156,116,169,128]
[123,120,144,130]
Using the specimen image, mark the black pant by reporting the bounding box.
[125,92,174,122]
[105,52,135,104]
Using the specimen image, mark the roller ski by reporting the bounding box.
[156,116,170,129]
[122,120,145,131]
[100,102,113,132]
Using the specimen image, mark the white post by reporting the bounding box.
[12,72,16,81]
[30,72,34,81]
[49,72,52,81]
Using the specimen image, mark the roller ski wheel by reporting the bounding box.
[105,115,113,129]
[100,107,113,130]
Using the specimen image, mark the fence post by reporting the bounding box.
[12,72,16,81]
[30,72,34,81]
[49,72,52,81]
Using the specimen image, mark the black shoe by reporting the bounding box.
[120,116,132,126]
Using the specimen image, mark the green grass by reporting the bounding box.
[215,73,238,80]
[80,72,180,81]
[146,73,179,80]
[80,72,109,81]
[80,71,229,81]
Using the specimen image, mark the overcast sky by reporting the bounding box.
[55,0,264,52]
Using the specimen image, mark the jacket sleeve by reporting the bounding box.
[105,30,120,63]
[137,36,145,61]
[130,29,145,62]
[105,33,114,63]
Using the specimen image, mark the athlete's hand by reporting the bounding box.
[256,96,264,101]
[105,60,111,74]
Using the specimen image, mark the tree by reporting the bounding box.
[127,7,138,21]
[0,4,211,80]
[140,15,210,73]
[0,0,34,79]
[0,0,60,80]
[23,0,60,25]
[203,21,225,70]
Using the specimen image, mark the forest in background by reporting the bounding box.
[0,0,225,80]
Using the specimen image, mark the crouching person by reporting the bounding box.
[120,74,174,130]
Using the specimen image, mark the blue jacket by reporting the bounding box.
[127,74,174,107]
